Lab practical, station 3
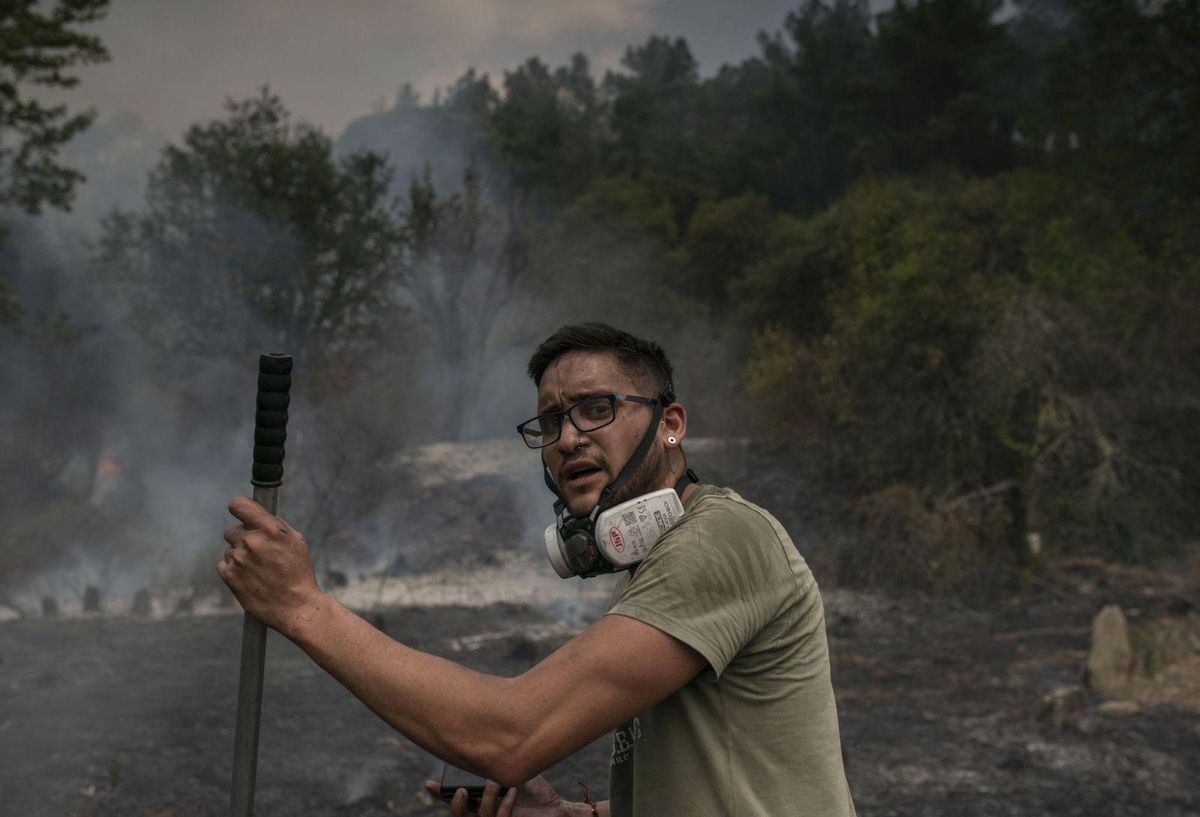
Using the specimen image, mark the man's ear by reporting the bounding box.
[662,402,687,444]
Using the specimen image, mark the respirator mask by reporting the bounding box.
[540,400,698,579]
[544,483,692,579]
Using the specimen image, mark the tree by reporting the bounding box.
[0,0,109,216]
[490,54,601,199]
[752,0,875,209]
[744,170,1199,589]
[676,193,775,313]
[1029,0,1200,246]
[604,37,702,181]
[1,0,109,323]
[99,90,406,365]
[401,165,534,438]
[862,0,1020,175]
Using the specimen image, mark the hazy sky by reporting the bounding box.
[47,0,838,140]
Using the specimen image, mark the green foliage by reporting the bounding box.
[0,0,109,214]
[676,193,774,311]
[1028,0,1200,239]
[862,0,1020,174]
[603,37,702,181]
[98,90,406,364]
[21,0,1193,593]
[582,0,1022,211]
[750,0,875,207]
[491,55,601,198]
[744,171,1199,586]
[525,175,688,330]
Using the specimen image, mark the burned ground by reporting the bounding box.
[2,575,1198,816]
[2,440,1197,815]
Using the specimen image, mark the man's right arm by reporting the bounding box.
[221,497,706,787]
[285,591,705,786]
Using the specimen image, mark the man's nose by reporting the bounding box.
[556,416,587,452]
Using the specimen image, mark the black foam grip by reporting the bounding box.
[259,353,293,376]
[253,444,285,464]
[258,373,291,393]
[255,427,287,447]
[255,409,288,429]
[256,391,290,412]
[252,352,293,487]
[253,462,284,484]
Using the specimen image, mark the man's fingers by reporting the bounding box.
[227,496,276,529]
[478,780,503,815]
[497,786,517,816]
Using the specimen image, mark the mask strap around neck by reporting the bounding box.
[544,465,565,516]
[674,468,699,498]
[597,400,663,513]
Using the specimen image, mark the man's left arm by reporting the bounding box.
[219,497,706,787]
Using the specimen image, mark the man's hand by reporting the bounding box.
[424,776,595,816]
[218,496,325,636]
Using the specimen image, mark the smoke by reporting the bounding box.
[0,76,749,622]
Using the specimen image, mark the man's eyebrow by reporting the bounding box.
[538,390,611,413]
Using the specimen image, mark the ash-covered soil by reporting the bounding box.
[2,579,1198,817]
[3,440,1197,815]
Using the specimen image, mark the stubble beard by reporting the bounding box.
[602,442,668,510]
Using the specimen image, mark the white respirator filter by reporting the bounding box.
[544,487,686,579]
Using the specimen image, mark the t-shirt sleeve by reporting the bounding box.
[605,500,792,677]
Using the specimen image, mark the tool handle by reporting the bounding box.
[251,353,292,487]
[231,352,292,817]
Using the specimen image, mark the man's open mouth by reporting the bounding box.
[564,461,603,485]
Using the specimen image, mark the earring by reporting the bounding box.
[667,436,677,445]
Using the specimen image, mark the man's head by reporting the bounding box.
[525,323,688,517]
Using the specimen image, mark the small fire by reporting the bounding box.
[96,455,124,478]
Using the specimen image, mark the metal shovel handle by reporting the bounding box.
[230,352,293,817]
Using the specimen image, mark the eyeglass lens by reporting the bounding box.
[522,395,616,447]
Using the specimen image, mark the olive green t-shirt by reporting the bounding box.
[606,485,856,817]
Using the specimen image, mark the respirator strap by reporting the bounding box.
[674,468,699,498]
[598,400,664,512]
[543,465,565,511]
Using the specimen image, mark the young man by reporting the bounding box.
[219,323,855,816]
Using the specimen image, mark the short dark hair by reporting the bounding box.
[528,322,676,404]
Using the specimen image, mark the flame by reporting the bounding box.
[96,456,123,478]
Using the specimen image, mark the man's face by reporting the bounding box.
[537,350,662,517]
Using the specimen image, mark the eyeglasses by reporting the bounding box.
[517,392,657,449]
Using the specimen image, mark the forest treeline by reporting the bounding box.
[2,0,1198,598]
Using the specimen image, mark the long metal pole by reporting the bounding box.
[230,353,293,817]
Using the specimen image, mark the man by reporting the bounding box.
[220,322,856,816]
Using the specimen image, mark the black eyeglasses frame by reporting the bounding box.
[516,392,658,449]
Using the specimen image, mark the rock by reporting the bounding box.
[1097,700,1142,716]
[1039,685,1086,730]
[83,585,102,613]
[1086,604,1132,696]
